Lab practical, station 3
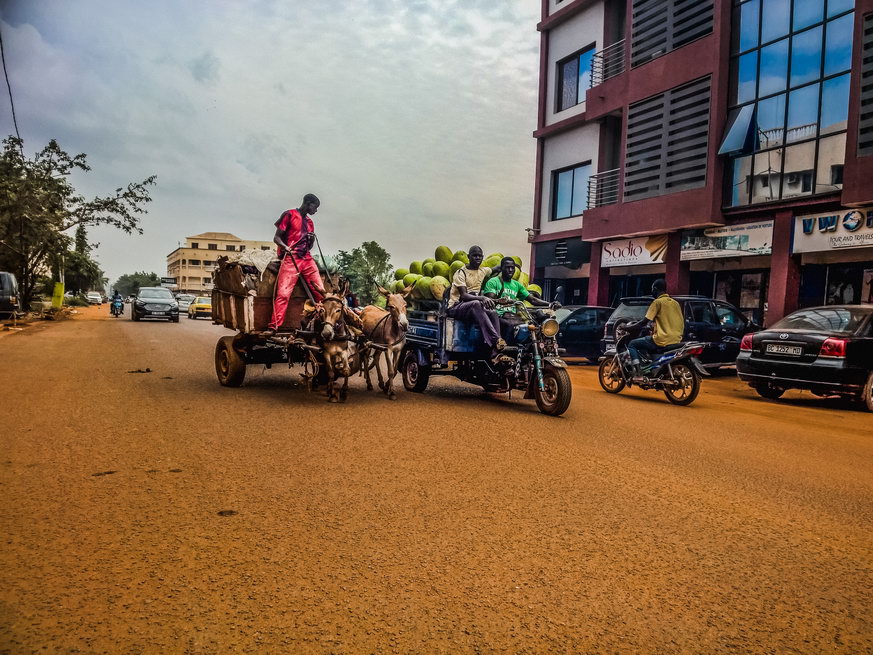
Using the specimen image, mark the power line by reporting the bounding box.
[0,22,24,150]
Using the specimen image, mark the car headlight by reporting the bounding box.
[171,302,178,309]
[541,318,559,337]
[135,300,145,306]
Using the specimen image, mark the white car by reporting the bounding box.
[176,294,196,311]
[86,292,103,305]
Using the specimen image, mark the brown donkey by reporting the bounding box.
[316,292,366,403]
[360,284,413,400]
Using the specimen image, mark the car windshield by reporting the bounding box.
[609,301,650,322]
[771,307,872,334]
[196,297,211,304]
[139,289,173,299]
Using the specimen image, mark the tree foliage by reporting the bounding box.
[113,271,160,297]
[0,136,156,307]
[334,241,393,306]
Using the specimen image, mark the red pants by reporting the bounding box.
[269,255,324,329]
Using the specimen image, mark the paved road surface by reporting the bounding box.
[1,307,871,653]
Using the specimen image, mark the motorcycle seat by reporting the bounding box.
[654,342,684,353]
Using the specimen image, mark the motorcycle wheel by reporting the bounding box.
[663,363,700,406]
[598,357,625,394]
[535,366,572,416]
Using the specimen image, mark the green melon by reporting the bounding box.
[391,279,405,293]
[450,260,465,276]
[519,271,530,287]
[423,257,435,265]
[395,267,409,281]
[431,261,451,279]
[511,255,523,267]
[486,252,504,262]
[403,273,421,288]
[512,267,521,281]
[409,261,423,275]
[452,250,469,264]
[414,276,433,300]
[483,255,502,270]
[422,262,435,277]
[430,275,450,301]
[526,283,543,297]
[435,246,453,264]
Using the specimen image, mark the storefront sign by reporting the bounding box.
[535,237,590,269]
[680,221,773,260]
[601,235,668,267]
[793,208,873,253]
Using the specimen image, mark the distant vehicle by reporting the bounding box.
[187,296,212,320]
[176,293,196,311]
[131,287,179,322]
[601,295,758,368]
[737,305,873,411]
[0,272,20,319]
[86,291,103,305]
[556,305,613,361]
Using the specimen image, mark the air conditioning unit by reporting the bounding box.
[786,172,800,184]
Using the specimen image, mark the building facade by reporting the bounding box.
[166,232,274,294]
[529,0,873,325]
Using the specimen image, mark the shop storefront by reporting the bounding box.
[601,235,668,305]
[681,220,774,324]
[793,208,873,307]
[534,237,591,305]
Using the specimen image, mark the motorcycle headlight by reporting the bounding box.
[541,318,560,338]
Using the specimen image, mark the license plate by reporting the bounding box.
[151,311,167,316]
[765,343,802,356]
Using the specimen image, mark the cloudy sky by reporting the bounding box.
[1,0,541,284]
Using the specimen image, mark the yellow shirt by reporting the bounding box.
[448,266,492,307]
[645,294,684,346]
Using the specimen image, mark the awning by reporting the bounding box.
[535,237,591,269]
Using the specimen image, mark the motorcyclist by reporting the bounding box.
[110,290,123,314]
[483,257,558,342]
[624,278,684,380]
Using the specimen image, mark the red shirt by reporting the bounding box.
[274,209,314,259]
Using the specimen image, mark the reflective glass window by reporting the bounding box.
[571,164,591,215]
[821,73,850,134]
[815,133,847,193]
[761,0,791,43]
[827,0,854,17]
[757,93,787,147]
[824,14,854,76]
[577,49,594,100]
[752,150,783,202]
[736,52,759,103]
[758,39,789,96]
[790,26,822,87]
[786,83,820,142]
[559,58,578,112]
[781,144,816,197]
[728,156,753,206]
[793,0,824,30]
[554,169,573,219]
[734,0,760,52]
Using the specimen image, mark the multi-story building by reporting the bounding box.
[166,232,274,294]
[529,0,873,325]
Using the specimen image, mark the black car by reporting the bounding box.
[131,287,179,322]
[736,305,873,411]
[556,305,613,360]
[0,272,19,319]
[601,295,757,367]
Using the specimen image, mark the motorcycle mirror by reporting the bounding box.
[554,286,564,303]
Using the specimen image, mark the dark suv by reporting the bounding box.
[0,272,20,319]
[601,295,759,368]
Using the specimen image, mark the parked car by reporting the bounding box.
[0,271,20,319]
[601,295,758,368]
[187,296,212,320]
[176,293,196,312]
[556,305,613,360]
[736,305,873,411]
[86,291,103,305]
[131,287,179,322]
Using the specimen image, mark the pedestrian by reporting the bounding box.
[265,193,327,335]
[446,245,504,358]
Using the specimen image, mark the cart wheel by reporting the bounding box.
[215,336,246,387]
[536,365,572,416]
[402,349,430,393]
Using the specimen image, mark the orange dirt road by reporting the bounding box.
[1,306,871,653]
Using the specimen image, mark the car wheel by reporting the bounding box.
[171,315,179,323]
[861,371,873,412]
[752,383,785,400]
[401,349,430,393]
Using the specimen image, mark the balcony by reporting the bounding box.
[589,40,626,88]
[587,169,622,209]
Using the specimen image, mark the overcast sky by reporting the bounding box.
[1,0,541,284]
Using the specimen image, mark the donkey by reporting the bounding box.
[360,284,413,400]
[317,291,366,403]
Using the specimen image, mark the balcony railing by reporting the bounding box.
[587,169,622,209]
[590,39,626,88]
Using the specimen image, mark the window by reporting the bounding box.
[556,46,595,112]
[552,162,591,220]
[203,260,213,266]
[226,245,236,251]
[261,246,271,251]
[861,13,873,155]
[181,259,187,265]
[208,243,218,250]
[724,1,854,206]
[190,242,199,249]
[189,259,201,266]
[715,303,747,326]
[203,277,211,284]
[687,301,717,324]
[239,245,246,251]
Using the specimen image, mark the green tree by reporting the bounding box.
[0,136,156,308]
[113,271,160,297]
[334,241,393,306]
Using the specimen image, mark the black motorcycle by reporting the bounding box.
[110,298,124,317]
[598,321,709,406]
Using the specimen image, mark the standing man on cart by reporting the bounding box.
[265,193,326,335]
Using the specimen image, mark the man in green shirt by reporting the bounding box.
[483,257,555,341]
[626,278,685,378]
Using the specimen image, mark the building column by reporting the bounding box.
[587,242,610,306]
[766,209,800,326]
[665,231,690,295]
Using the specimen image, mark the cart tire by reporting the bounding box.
[535,365,572,416]
[402,349,430,393]
[215,336,246,387]
[663,363,700,406]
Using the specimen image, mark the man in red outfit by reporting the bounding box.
[265,193,326,334]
